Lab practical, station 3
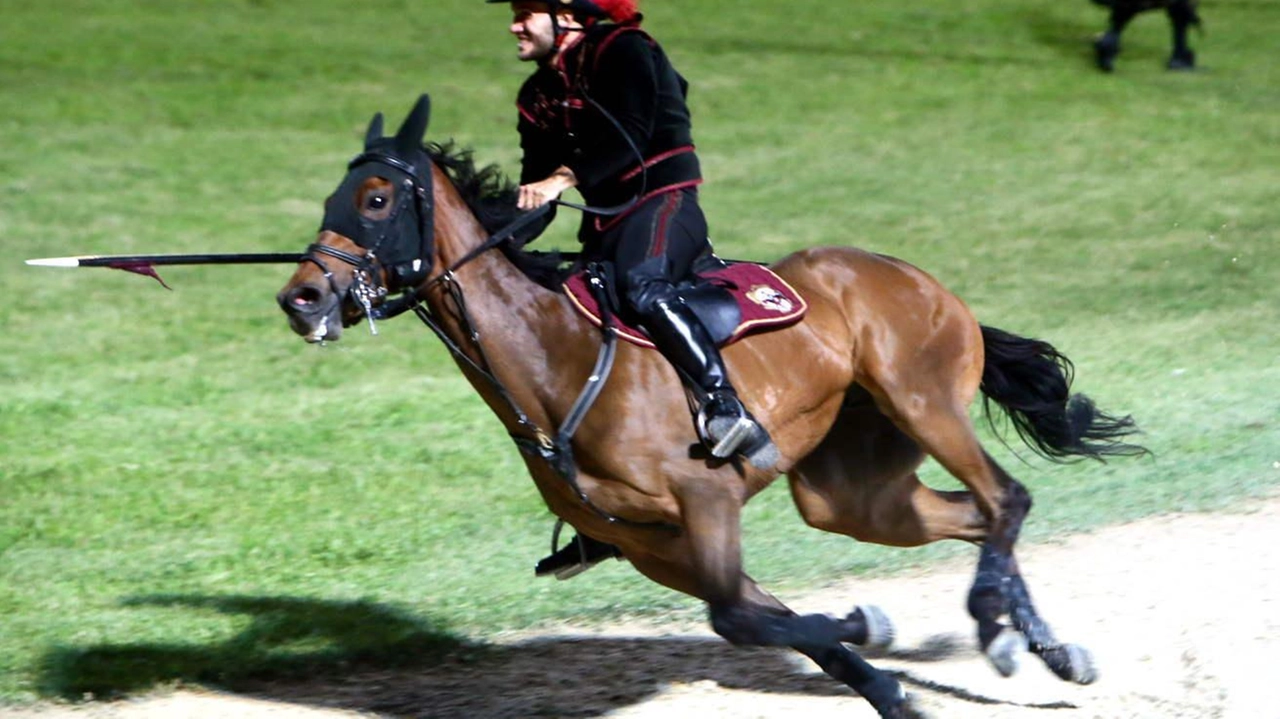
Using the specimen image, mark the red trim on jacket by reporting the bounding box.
[593,180,703,233]
[619,145,696,182]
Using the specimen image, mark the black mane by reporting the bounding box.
[424,141,520,234]
[425,141,570,288]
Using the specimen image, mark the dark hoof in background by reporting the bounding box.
[1167,50,1197,70]
[1093,35,1119,72]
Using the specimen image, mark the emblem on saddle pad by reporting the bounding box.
[745,284,795,314]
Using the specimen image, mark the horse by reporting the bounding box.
[277,95,1146,719]
[1091,0,1201,71]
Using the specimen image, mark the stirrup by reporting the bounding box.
[534,521,622,580]
[697,393,779,469]
[709,415,756,459]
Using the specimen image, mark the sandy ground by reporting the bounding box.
[4,497,1279,719]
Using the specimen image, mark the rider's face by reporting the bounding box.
[509,2,568,62]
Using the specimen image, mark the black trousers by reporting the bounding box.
[580,188,709,321]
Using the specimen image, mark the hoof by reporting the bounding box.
[856,605,896,650]
[1167,50,1196,70]
[1043,643,1099,685]
[1093,35,1119,72]
[984,626,1027,678]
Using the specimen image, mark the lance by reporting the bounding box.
[25,253,305,289]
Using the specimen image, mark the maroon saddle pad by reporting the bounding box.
[563,262,808,348]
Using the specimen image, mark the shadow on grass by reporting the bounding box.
[1022,9,1104,64]
[39,594,471,701]
[38,592,1014,717]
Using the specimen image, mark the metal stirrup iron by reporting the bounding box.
[710,414,755,459]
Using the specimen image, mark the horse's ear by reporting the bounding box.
[365,112,385,149]
[393,94,431,155]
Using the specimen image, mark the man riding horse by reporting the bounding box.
[493,3,776,473]
[491,0,780,576]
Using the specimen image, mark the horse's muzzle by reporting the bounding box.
[278,283,344,343]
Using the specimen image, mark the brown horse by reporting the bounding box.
[278,95,1145,719]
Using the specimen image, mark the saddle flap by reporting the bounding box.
[678,283,740,346]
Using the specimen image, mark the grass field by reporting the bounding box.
[2,0,1277,705]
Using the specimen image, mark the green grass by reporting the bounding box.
[2,0,1278,704]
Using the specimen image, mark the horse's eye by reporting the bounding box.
[367,195,388,211]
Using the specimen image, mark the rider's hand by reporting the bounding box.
[518,167,577,210]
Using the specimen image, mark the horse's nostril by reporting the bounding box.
[291,286,323,307]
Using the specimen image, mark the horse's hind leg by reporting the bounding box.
[798,383,1093,682]
[892,403,1097,684]
[787,392,989,549]
[628,481,926,719]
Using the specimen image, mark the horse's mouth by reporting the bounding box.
[303,315,334,344]
[280,288,345,344]
[284,309,343,344]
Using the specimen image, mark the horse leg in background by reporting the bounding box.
[1094,5,1139,72]
[630,482,927,719]
[1165,0,1200,69]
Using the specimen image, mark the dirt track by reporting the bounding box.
[6,497,1279,719]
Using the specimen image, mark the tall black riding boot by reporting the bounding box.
[639,295,779,469]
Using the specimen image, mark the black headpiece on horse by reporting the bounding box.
[316,94,436,293]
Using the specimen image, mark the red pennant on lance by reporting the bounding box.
[563,262,808,348]
[108,261,173,290]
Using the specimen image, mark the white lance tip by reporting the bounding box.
[25,257,83,267]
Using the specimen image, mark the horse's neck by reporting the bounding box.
[425,191,582,431]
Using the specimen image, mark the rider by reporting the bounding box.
[489,0,778,576]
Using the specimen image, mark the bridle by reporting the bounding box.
[299,147,436,335]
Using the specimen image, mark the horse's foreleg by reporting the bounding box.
[1166,0,1199,69]
[710,603,921,718]
[643,481,923,719]
[1095,6,1139,71]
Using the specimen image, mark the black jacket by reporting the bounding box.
[516,21,702,236]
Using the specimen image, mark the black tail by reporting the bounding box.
[979,325,1148,462]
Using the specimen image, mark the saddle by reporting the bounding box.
[562,257,808,348]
